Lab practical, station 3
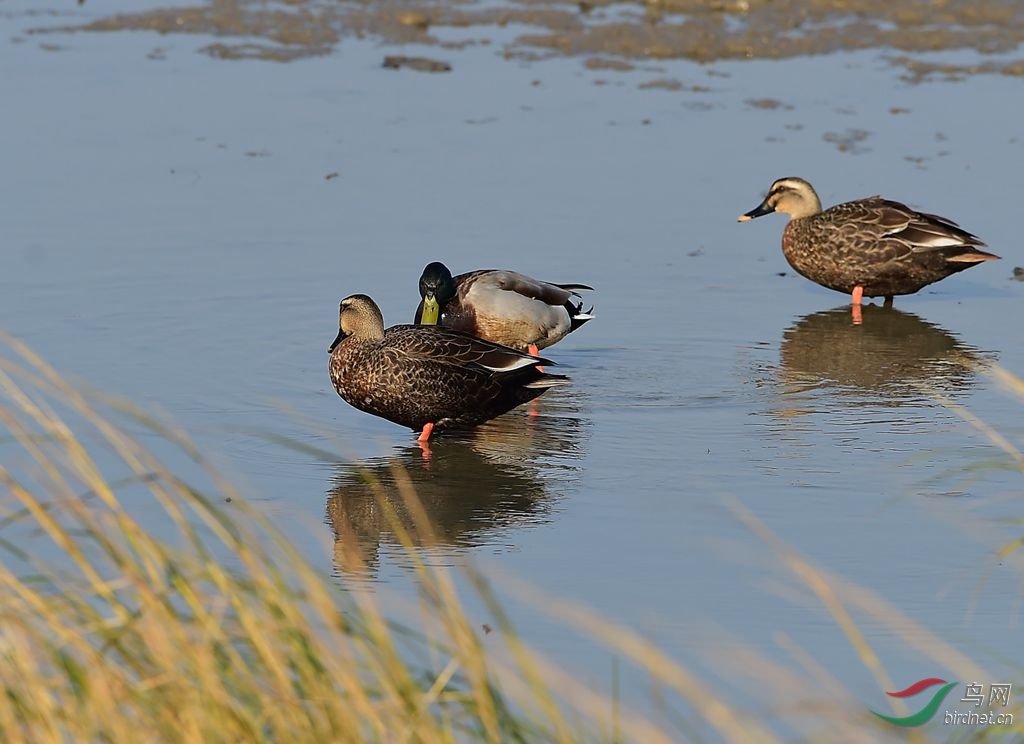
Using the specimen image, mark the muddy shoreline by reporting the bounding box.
[29,0,1024,77]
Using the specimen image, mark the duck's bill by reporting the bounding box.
[419,296,440,325]
[738,200,775,222]
[327,329,347,354]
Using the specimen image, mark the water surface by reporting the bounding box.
[2,0,1023,733]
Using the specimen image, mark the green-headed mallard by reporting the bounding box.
[328,294,569,441]
[413,262,594,358]
[738,177,999,323]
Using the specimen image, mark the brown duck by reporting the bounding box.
[413,262,593,358]
[738,177,999,322]
[328,294,569,441]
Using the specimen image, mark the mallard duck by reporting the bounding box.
[413,262,594,358]
[738,177,999,322]
[328,294,569,441]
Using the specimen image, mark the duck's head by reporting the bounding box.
[738,177,822,222]
[328,294,386,353]
[417,262,456,325]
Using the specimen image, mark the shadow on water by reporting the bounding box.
[325,401,588,579]
[776,304,987,401]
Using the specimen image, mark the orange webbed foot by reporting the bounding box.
[851,286,864,325]
[417,438,433,460]
[528,343,544,372]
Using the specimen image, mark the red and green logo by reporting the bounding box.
[871,678,958,726]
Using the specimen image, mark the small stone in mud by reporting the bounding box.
[1013,266,1024,281]
[777,272,787,277]
[382,55,451,73]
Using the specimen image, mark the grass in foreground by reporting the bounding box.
[0,333,1020,743]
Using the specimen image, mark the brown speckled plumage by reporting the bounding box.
[414,262,594,352]
[328,294,569,434]
[740,177,999,298]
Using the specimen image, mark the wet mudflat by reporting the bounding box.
[3,0,1024,734]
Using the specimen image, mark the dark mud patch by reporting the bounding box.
[637,77,681,91]
[44,5,339,59]
[27,0,1024,79]
[637,77,708,92]
[745,98,793,111]
[823,128,872,154]
[584,56,635,71]
[888,55,1024,82]
[383,54,452,72]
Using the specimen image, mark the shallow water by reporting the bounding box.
[3,0,1024,734]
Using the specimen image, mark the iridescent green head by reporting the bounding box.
[417,261,457,325]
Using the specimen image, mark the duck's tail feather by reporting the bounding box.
[524,374,570,389]
[555,282,595,293]
[946,250,1001,263]
[564,298,595,332]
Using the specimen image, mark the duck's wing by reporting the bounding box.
[853,197,989,253]
[459,270,592,307]
[385,325,555,372]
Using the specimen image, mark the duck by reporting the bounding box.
[738,177,999,323]
[413,262,594,358]
[328,294,570,441]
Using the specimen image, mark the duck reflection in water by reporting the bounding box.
[773,304,988,407]
[325,405,587,578]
